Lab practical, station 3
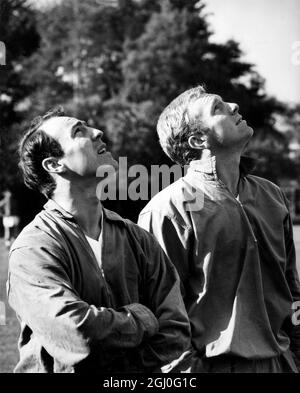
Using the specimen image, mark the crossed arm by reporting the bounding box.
[7,244,159,367]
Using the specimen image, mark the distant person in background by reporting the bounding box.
[7,107,191,373]
[138,86,300,373]
[0,191,20,247]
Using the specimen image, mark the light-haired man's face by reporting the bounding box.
[42,116,117,178]
[186,94,253,151]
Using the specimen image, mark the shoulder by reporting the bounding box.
[11,212,60,251]
[9,211,68,271]
[139,178,195,231]
[104,207,161,249]
[139,178,189,219]
[246,174,280,189]
[244,175,288,212]
[245,175,283,197]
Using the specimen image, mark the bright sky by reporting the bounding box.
[30,0,299,103]
[204,0,300,104]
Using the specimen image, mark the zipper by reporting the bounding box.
[218,179,257,243]
[236,199,257,243]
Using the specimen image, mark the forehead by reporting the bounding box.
[187,94,222,119]
[41,116,79,140]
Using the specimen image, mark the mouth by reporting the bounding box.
[236,117,244,125]
[97,145,107,155]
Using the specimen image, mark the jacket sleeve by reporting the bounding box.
[281,194,300,363]
[138,210,192,299]
[7,244,158,367]
[135,218,192,371]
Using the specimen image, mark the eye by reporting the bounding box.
[213,102,222,114]
[74,125,86,136]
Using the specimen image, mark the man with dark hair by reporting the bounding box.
[18,106,65,198]
[138,86,300,372]
[7,107,191,373]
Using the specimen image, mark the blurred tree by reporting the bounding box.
[0,0,42,229]
[22,0,159,118]
[2,0,297,223]
[277,104,300,168]
[0,0,40,190]
[116,0,294,182]
[284,105,300,141]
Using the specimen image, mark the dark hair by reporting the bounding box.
[18,107,65,199]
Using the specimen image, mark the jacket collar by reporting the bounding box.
[44,199,74,220]
[188,155,256,181]
[44,199,126,224]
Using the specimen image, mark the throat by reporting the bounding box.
[75,203,103,240]
[224,176,240,197]
[215,155,241,196]
[84,225,101,241]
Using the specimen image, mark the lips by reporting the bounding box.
[236,117,243,125]
[97,144,107,154]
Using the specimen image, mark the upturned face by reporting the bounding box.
[42,116,118,178]
[186,94,253,151]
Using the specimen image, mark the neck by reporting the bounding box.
[201,149,241,196]
[52,178,102,239]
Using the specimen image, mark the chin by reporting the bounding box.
[244,122,253,132]
[108,157,119,170]
[98,152,118,168]
[246,125,254,138]
[96,160,118,175]
[240,122,253,137]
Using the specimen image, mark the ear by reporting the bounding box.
[188,134,207,150]
[42,157,65,174]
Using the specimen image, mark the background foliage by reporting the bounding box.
[0,0,299,223]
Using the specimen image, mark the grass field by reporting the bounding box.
[0,240,20,373]
[1,228,300,373]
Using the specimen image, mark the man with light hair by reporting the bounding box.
[7,107,191,373]
[138,86,300,372]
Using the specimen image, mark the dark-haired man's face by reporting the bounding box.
[42,116,117,178]
[187,94,253,151]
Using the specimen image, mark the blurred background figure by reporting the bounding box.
[0,191,20,248]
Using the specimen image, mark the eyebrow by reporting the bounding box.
[71,120,87,136]
[210,96,223,113]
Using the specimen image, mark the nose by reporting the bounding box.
[228,102,239,115]
[92,128,103,141]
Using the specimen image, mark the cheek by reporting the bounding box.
[212,118,227,138]
[211,118,237,144]
[220,118,236,133]
[65,148,91,171]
